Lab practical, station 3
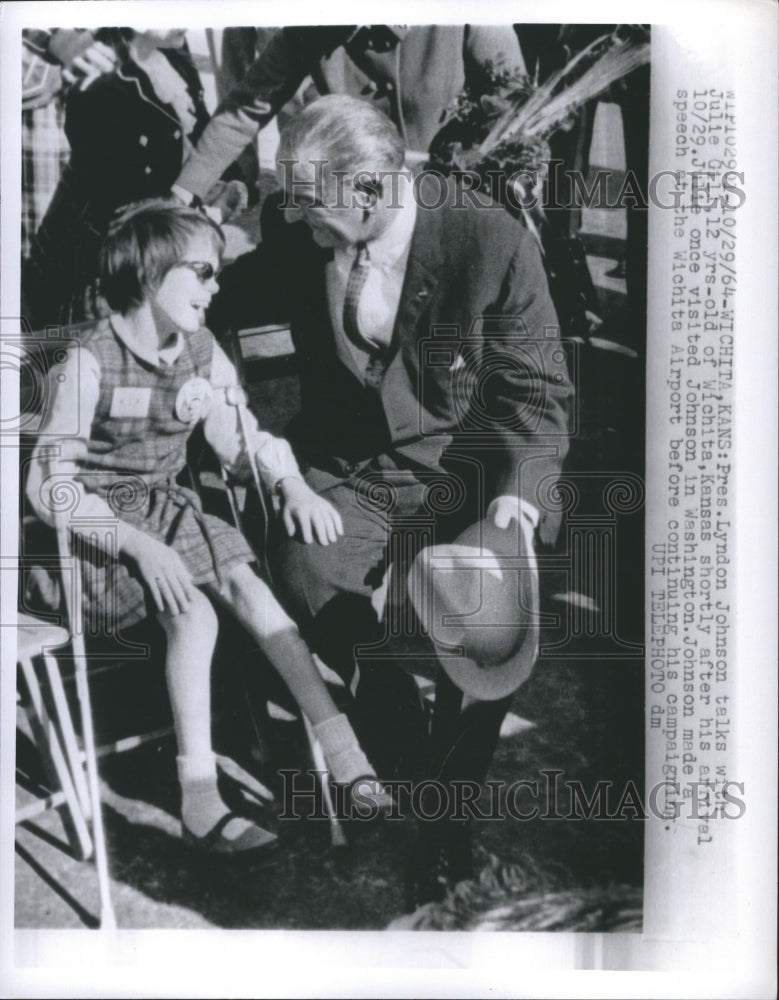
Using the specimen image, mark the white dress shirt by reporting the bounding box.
[326,185,418,355]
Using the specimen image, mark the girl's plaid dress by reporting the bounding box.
[24,320,257,633]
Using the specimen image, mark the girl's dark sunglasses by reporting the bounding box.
[179,261,222,283]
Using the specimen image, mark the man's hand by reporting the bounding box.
[490,495,524,530]
[490,495,540,531]
[122,532,197,616]
[278,477,344,545]
[61,41,118,90]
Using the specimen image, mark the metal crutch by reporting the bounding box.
[224,385,347,847]
[54,507,117,930]
[302,715,347,849]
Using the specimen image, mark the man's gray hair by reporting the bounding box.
[277,94,406,177]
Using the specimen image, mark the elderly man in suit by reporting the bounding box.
[212,94,573,903]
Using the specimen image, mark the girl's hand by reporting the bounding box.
[122,531,197,615]
[278,478,344,546]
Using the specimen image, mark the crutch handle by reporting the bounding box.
[225,384,248,408]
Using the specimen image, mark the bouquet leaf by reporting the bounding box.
[431,27,650,180]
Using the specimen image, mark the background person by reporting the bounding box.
[172,24,526,207]
[23,28,224,329]
[21,28,118,260]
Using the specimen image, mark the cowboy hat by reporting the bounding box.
[407,513,539,701]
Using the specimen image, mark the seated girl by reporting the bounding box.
[25,200,388,854]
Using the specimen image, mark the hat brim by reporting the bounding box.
[430,633,538,701]
[407,517,540,701]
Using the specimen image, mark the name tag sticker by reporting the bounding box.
[110,386,152,419]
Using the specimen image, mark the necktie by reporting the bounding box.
[342,242,387,390]
[342,241,371,345]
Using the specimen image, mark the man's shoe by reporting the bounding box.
[406,821,474,910]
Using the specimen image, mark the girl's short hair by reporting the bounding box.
[98,199,225,313]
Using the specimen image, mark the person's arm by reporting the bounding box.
[204,342,343,545]
[26,345,124,534]
[175,26,353,201]
[22,29,116,112]
[481,219,573,538]
[45,30,117,89]
[25,29,95,70]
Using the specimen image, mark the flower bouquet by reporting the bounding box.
[431,25,650,187]
[429,25,651,342]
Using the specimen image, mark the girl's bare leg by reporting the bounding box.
[158,586,275,846]
[208,563,341,725]
[208,564,390,799]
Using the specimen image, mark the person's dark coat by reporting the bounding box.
[23,49,209,329]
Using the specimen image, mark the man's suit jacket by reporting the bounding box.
[211,174,573,545]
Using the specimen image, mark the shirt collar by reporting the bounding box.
[368,187,417,268]
[109,314,186,367]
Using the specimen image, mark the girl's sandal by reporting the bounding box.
[183,813,279,856]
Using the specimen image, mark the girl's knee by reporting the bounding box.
[219,563,269,605]
[218,564,298,633]
[216,563,254,604]
[158,588,217,638]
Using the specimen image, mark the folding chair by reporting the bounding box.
[14,331,120,926]
[16,320,348,911]
[16,458,288,928]
[16,612,93,862]
[15,513,117,928]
